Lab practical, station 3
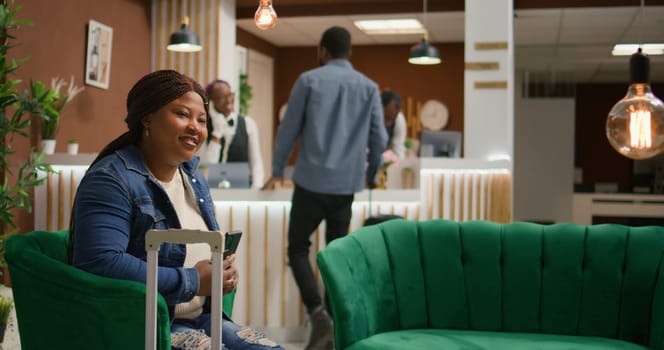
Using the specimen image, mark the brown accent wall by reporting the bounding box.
[7,0,151,234]
[269,43,463,164]
[273,43,465,135]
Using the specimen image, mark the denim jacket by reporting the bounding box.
[70,145,219,305]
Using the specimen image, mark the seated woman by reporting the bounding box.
[68,69,283,350]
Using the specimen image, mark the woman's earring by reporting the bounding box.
[145,128,150,137]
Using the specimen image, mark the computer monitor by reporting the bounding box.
[205,162,251,189]
[419,130,462,158]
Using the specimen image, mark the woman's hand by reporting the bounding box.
[194,255,239,296]
[223,254,239,295]
[194,259,213,296]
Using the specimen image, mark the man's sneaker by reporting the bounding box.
[304,306,334,350]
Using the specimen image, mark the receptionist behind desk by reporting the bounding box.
[381,90,407,160]
[198,79,265,188]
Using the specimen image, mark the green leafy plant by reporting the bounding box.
[0,2,57,244]
[238,73,252,116]
[68,138,77,144]
[1,3,54,232]
[0,294,12,326]
[404,138,414,150]
[40,76,83,140]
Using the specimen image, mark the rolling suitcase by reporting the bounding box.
[145,229,226,350]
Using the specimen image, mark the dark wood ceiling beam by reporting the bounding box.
[237,0,664,19]
[237,1,464,19]
[515,0,664,8]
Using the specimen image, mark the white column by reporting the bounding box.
[464,0,514,163]
[217,0,238,89]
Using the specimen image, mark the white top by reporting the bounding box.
[159,169,210,320]
[391,112,407,160]
[198,109,265,188]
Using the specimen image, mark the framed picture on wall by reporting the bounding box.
[85,20,113,89]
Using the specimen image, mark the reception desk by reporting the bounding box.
[34,154,511,336]
[572,192,664,225]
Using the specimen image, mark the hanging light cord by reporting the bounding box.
[423,0,428,33]
[638,0,644,50]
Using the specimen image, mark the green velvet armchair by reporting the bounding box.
[317,219,664,350]
[6,230,235,350]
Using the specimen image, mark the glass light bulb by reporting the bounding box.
[606,83,664,160]
[254,0,277,30]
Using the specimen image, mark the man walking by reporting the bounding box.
[262,26,387,350]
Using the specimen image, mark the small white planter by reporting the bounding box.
[41,139,56,155]
[67,143,79,155]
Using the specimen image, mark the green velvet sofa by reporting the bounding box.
[317,219,664,350]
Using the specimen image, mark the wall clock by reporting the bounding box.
[420,99,449,130]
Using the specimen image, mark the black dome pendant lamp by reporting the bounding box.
[167,16,202,53]
[409,0,441,65]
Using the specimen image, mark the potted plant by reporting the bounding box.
[0,2,58,279]
[404,138,418,159]
[0,294,12,342]
[67,138,79,155]
[39,76,84,154]
[238,73,252,116]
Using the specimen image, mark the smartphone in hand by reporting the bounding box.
[224,230,242,258]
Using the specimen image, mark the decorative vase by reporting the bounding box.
[67,143,79,155]
[41,139,56,155]
[376,165,389,189]
[402,168,415,189]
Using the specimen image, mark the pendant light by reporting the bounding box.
[254,0,278,30]
[167,16,202,53]
[409,0,441,65]
[606,0,664,160]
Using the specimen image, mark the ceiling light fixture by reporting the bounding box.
[408,0,440,65]
[167,16,202,52]
[354,19,424,35]
[606,0,664,160]
[254,0,278,30]
[612,43,664,56]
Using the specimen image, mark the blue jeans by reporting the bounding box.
[171,313,283,350]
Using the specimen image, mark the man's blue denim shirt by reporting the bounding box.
[70,145,219,305]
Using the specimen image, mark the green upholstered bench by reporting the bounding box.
[317,219,664,350]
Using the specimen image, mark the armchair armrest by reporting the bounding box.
[6,233,170,350]
[317,225,400,349]
[650,253,664,350]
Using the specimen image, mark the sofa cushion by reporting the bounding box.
[346,329,650,350]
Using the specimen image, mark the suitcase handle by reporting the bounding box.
[145,229,225,350]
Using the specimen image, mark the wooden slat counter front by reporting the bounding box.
[34,154,511,339]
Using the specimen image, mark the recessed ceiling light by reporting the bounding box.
[612,44,664,56]
[354,19,425,35]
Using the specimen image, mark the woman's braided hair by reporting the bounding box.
[91,69,209,166]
